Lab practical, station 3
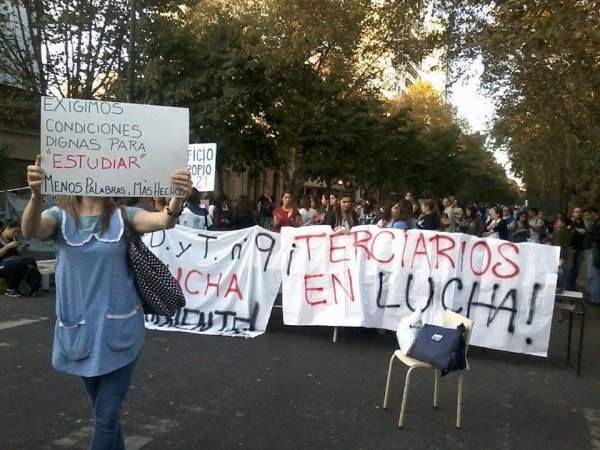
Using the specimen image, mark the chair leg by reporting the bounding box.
[433,369,440,409]
[399,366,416,428]
[383,354,396,410]
[456,371,464,429]
[332,327,338,343]
[577,311,585,376]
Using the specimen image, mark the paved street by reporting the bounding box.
[1,291,599,450]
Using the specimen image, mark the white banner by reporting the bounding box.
[188,143,216,191]
[143,225,281,337]
[281,226,560,356]
[41,97,189,197]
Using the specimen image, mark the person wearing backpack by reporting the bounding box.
[179,188,213,230]
[0,220,40,297]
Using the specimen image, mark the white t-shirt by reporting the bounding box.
[299,207,318,226]
[179,206,213,230]
[528,217,543,243]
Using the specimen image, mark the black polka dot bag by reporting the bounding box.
[120,207,186,316]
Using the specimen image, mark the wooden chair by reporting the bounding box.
[382,309,474,428]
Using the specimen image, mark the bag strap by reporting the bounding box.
[119,206,140,243]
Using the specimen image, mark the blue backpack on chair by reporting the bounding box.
[409,323,467,376]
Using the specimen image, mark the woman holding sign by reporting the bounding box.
[21,155,192,450]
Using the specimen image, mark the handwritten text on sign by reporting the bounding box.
[188,143,216,191]
[142,225,281,337]
[281,226,560,356]
[41,97,189,197]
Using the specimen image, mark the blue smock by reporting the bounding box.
[43,207,144,377]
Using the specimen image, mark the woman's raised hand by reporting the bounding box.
[27,155,44,197]
[171,169,193,196]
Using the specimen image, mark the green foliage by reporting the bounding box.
[133,0,437,194]
[431,0,600,207]
[0,0,518,203]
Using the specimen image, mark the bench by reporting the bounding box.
[554,290,585,375]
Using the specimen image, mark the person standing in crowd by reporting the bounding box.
[404,191,414,204]
[0,220,39,297]
[392,199,414,230]
[21,155,192,450]
[483,207,508,240]
[528,207,544,243]
[583,206,600,305]
[549,214,572,290]
[442,197,462,232]
[458,205,484,237]
[213,193,232,231]
[538,211,549,242]
[328,193,338,214]
[205,192,216,217]
[257,186,274,230]
[440,213,452,232]
[319,193,330,214]
[179,187,213,230]
[326,192,358,233]
[450,198,463,231]
[310,196,323,224]
[441,197,453,231]
[512,211,530,243]
[360,198,378,225]
[231,194,258,230]
[316,193,331,225]
[502,206,516,241]
[583,207,594,230]
[416,199,440,230]
[377,200,397,228]
[298,194,318,226]
[565,206,587,291]
[411,201,422,225]
[477,203,489,224]
[354,199,364,223]
[273,192,300,233]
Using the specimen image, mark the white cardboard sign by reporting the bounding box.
[188,143,217,192]
[40,97,189,197]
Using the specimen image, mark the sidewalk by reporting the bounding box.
[0,290,599,449]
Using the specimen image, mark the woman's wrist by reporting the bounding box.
[165,205,183,218]
[30,192,43,203]
[166,198,184,217]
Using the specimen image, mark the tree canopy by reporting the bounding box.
[0,0,519,204]
[431,0,600,208]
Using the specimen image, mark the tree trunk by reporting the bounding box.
[281,146,304,198]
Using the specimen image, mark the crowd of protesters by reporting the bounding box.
[8,184,600,302]
[121,186,600,307]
